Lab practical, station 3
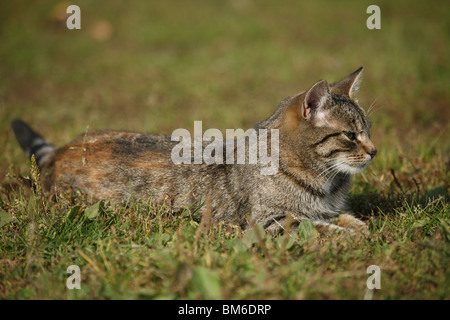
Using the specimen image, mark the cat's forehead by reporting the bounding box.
[329,94,369,131]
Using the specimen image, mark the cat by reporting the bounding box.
[11,67,376,236]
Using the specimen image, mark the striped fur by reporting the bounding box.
[12,68,376,235]
[11,119,55,167]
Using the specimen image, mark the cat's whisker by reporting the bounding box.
[304,158,336,176]
[317,161,340,175]
[366,97,381,117]
[319,161,344,178]
[324,166,343,187]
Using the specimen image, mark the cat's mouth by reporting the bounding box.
[342,162,367,174]
[341,157,373,174]
[331,155,373,175]
[321,157,371,177]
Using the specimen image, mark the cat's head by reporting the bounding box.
[282,67,376,175]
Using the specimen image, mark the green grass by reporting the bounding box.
[0,0,449,299]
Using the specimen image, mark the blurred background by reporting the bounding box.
[0,0,448,193]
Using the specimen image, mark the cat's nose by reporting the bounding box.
[368,148,377,159]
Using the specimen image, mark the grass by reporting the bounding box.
[0,0,449,299]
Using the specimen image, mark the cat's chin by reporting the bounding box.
[339,162,368,175]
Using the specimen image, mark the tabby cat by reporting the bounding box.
[12,67,376,235]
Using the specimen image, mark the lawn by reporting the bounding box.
[0,0,448,300]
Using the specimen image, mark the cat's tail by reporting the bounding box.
[11,119,55,168]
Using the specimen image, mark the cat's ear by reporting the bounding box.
[302,80,330,125]
[330,67,363,98]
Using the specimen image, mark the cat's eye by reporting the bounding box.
[343,131,356,140]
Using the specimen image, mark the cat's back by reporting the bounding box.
[53,130,175,168]
[40,131,177,199]
[69,130,175,152]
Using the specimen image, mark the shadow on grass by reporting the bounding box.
[350,185,449,220]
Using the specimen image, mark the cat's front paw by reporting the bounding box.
[335,212,370,238]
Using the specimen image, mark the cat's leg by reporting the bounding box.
[264,213,369,238]
[311,220,347,235]
[264,216,296,235]
[333,212,370,237]
[300,214,369,238]
[265,216,346,236]
[309,217,370,239]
